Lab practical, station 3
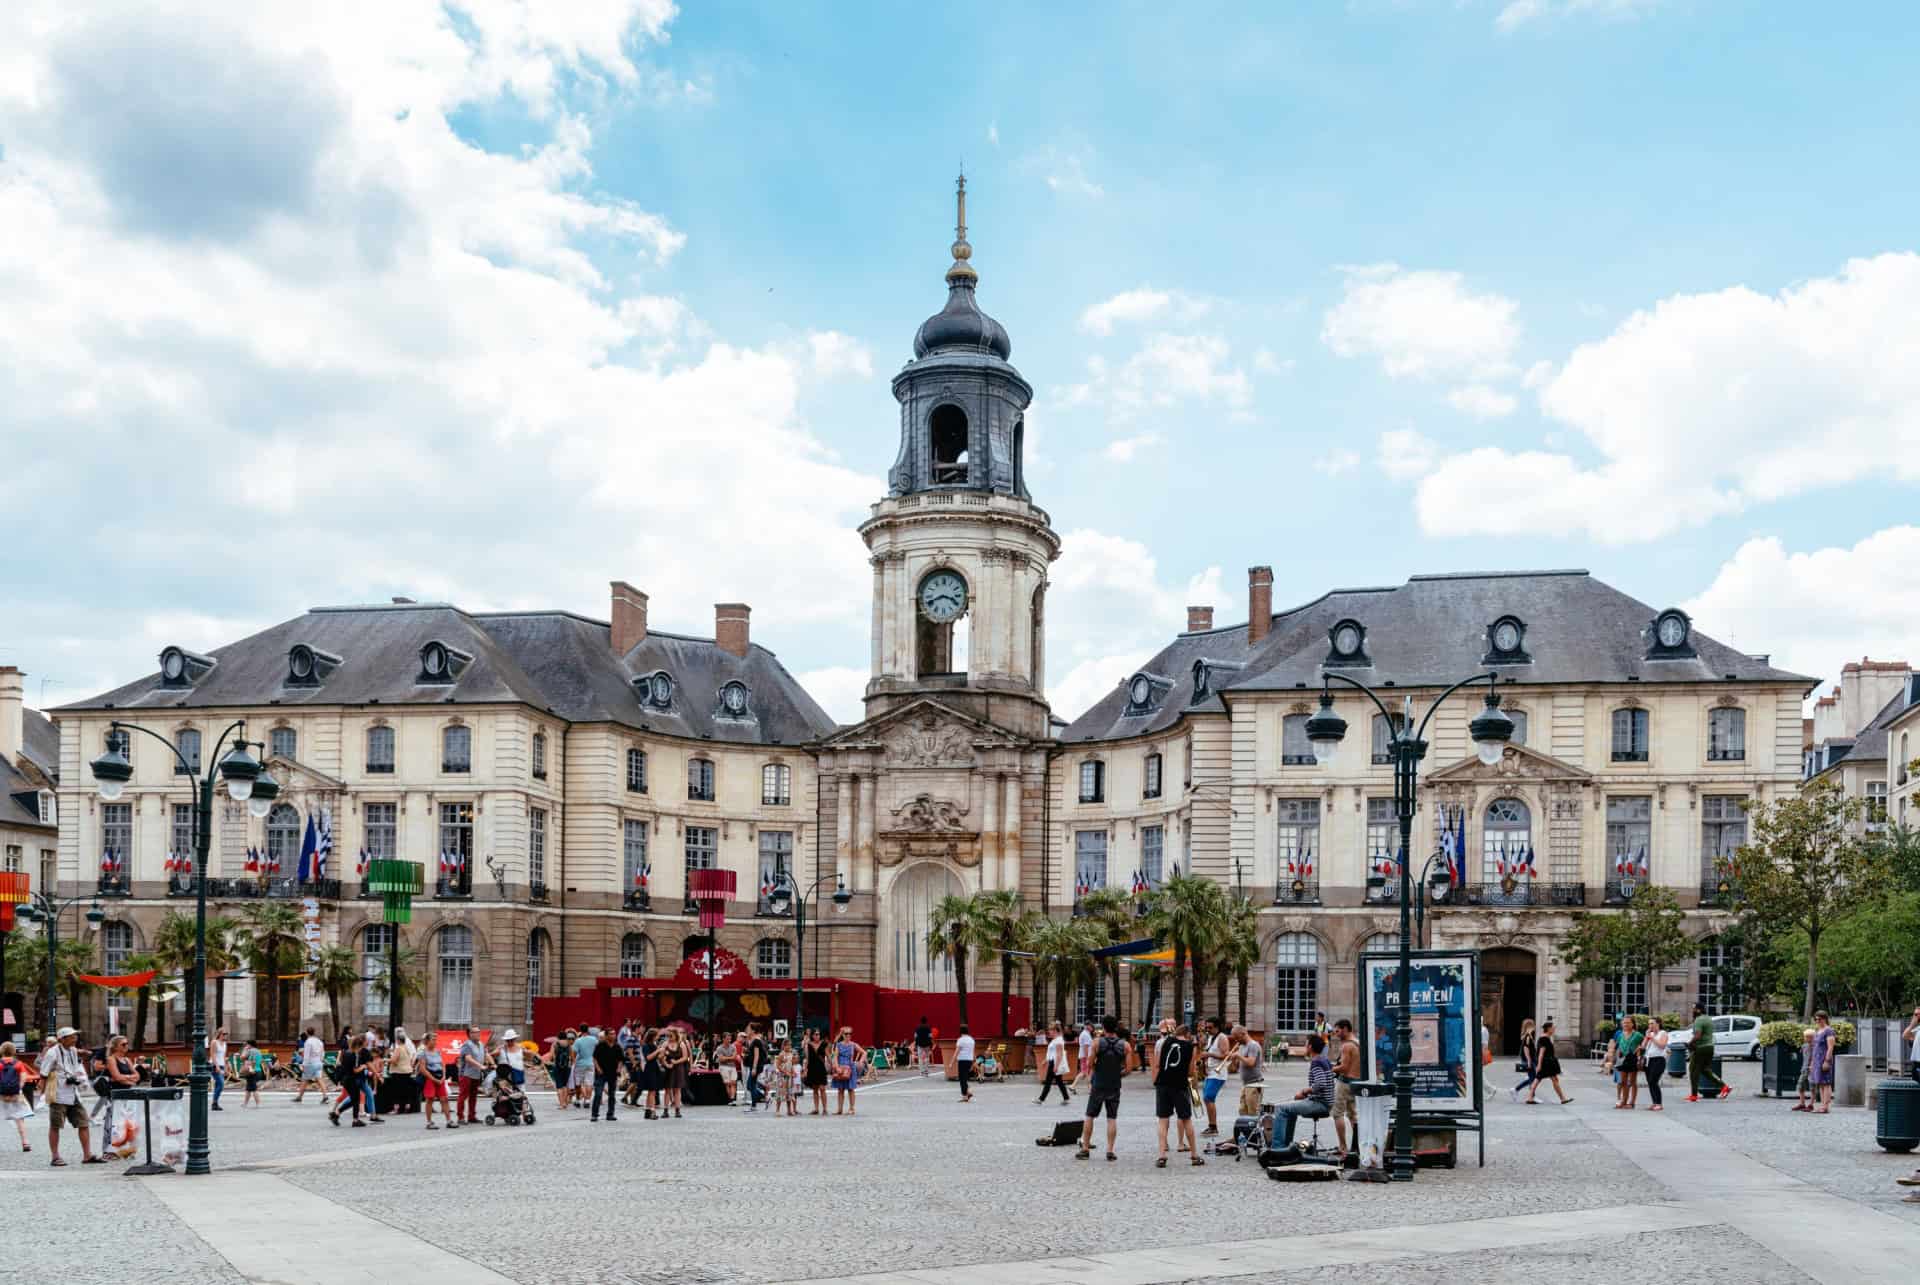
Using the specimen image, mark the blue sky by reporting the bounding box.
[4,1,1918,723]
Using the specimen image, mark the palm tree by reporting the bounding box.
[203,916,241,1035]
[122,952,158,1049]
[236,903,305,1039]
[1144,873,1226,1026]
[1025,917,1100,1029]
[973,889,1028,1036]
[1076,887,1138,1028]
[925,893,990,1029]
[1220,896,1262,1027]
[308,944,361,1036]
[54,938,93,1033]
[151,912,199,1046]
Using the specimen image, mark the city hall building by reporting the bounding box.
[41,186,1813,1052]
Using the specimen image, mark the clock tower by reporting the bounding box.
[859,175,1060,738]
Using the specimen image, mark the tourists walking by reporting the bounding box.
[0,1041,32,1152]
[591,1027,622,1122]
[1684,1004,1730,1101]
[911,1016,934,1076]
[419,1037,455,1129]
[1036,1022,1072,1104]
[1331,1018,1361,1159]
[1808,1010,1837,1113]
[1642,1016,1668,1111]
[330,1033,376,1126]
[1199,1019,1229,1137]
[1525,1020,1573,1104]
[1612,1016,1643,1110]
[547,1029,574,1110]
[953,1026,975,1103]
[570,1027,597,1110]
[238,1038,265,1107]
[36,1027,101,1166]
[1153,1021,1202,1168]
[745,1024,769,1112]
[456,1031,489,1125]
[832,1027,864,1115]
[294,1028,327,1103]
[1509,1017,1538,1103]
[209,1027,229,1111]
[1074,1015,1130,1162]
[1273,1033,1334,1149]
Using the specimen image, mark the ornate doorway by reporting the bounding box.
[881,861,966,992]
[1481,945,1537,1056]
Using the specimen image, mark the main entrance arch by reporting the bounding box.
[1481,945,1537,1056]
[880,861,967,992]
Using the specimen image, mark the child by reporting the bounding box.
[774,1044,797,1117]
[240,1040,265,1107]
[1791,1028,1816,1111]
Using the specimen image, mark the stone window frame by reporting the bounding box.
[1078,758,1105,804]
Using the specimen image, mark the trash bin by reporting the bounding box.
[1667,1046,1687,1078]
[108,1085,185,1175]
[1876,1079,1920,1154]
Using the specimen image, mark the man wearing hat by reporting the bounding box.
[36,1028,102,1167]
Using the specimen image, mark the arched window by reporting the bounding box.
[687,757,715,801]
[1610,708,1649,762]
[1012,415,1026,495]
[1360,930,1401,956]
[1707,707,1746,762]
[442,724,471,773]
[265,803,301,876]
[1281,714,1314,765]
[437,924,474,1025]
[620,933,650,979]
[626,747,647,793]
[366,725,395,774]
[531,731,548,779]
[1482,797,1532,885]
[1030,585,1045,691]
[929,403,969,484]
[755,938,793,978]
[762,763,791,806]
[176,728,201,775]
[1273,933,1319,1033]
[363,924,393,1018]
[526,929,550,1023]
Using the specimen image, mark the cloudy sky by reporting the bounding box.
[4,1,1918,725]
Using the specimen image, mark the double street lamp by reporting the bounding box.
[88,720,280,1176]
[766,871,849,1047]
[1304,671,1512,1183]
[8,886,106,1036]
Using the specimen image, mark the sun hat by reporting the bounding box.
[56,1026,79,1038]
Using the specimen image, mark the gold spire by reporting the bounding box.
[946,172,976,285]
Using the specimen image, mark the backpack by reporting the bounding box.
[0,1058,20,1096]
[1093,1035,1126,1083]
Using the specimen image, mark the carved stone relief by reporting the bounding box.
[884,714,975,767]
[888,792,971,833]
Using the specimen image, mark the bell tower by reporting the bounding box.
[860,177,1059,738]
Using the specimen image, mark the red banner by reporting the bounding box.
[76,969,158,989]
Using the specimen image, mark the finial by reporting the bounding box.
[947,172,976,286]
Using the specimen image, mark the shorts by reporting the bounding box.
[1201,1076,1226,1104]
[47,1100,88,1131]
[1333,1081,1358,1123]
[570,1063,591,1090]
[1154,1082,1192,1121]
[719,1066,738,1085]
[1084,1088,1120,1120]
[244,1075,262,1090]
[421,1076,447,1101]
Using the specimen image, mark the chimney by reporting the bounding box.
[716,603,751,658]
[1247,567,1273,646]
[1186,605,1214,633]
[610,581,649,655]
[0,666,22,767]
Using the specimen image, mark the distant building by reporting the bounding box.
[1802,659,1915,833]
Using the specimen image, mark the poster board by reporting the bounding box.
[1357,950,1482,1115]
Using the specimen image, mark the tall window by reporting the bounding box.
[106,727,132,763]
[755,938,793,978]
[269,727,297,760]
[1275,799,1320,880]
[1903,733,1911,785]
[687,758,715,802]
[762,763,791,806]
[528,808,547,889]
[1371,713,1405,765]
[1140,824,1164,885]
[758,830,792,897]
[1143,752,1163,800]
[627,748,648,793]
[102,802,132,866]
[1697,939,1743,1013]
[1506,710,1529,747]
[1074,830,1107,893]
[1865,782,1888,826]
[1074,973,1106,1027]
[1273,933,1319,1032]
[265,803,301,875]
[623,819,649,893]
[364,802,397,861]
[531,731,547,780]
[2,845,18,873]
[437,924,474,1025]
[439,802,474,892]
[176,728,201,774]
[366,725,395,774]
[171,804,196,866]
[1281,714,1314,766]
[619,933,650,979]
[526,929,548,1022]
[1606,796,1652,891]
[442,725,471,773]
[1366,798,1397,872]
[1603,972,1648,1021]
[684,825,718,893]
[1707,707,1746,762]
[1079,760,1105,803]
[364,924,393,1017]
[1701,795,1746,880]
[103,922,133,1021]
[1610,708,1650,762]
[1482,797,1532,882]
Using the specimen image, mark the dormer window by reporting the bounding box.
[1484,615,1531,665]
[719,681,751,719]
[286,644,343,687]
[37,790,55,826]
[634,671,675,710]
[1125,672,1170,717]
[1646,609,1695,659]
[158,646,216,688]
[1325,618,1370,668]
[1189,658,1243,706]
[418,640,473,684]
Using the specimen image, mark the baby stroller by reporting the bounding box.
[486,1072,537,1127]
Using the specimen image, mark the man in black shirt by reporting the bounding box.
[1074,1015,1130,1162]
[745,1023,770,1112]
[1154,1022,1202,1167]
[913,1016,934,1077]
[591,1032,624,1122]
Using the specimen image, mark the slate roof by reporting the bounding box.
[1060,569,1815,743]
[20,707,58,780]
[1811,690,1905,770]
[57,603,839,746]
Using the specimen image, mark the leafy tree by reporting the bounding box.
[235,903,305,1038]
[1738,784,1887,1018]
[1773,892,1920,1015]
[924,893,992,1030]
[308,944,361,1036]
[1025,917,1099,1028]
[150,912,200,1045]
[1868,822,1920,897]
[1143,873,1226,1024]
[972,889,1028,1036]
[1561,885,1695,1030]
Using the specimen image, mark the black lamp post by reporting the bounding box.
[13,890,107,1036]
[1306,672,1510,1183]
[89,721,279,1176]
[767,870,849,1047]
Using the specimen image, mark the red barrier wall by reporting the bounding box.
[533,980,1028,1047]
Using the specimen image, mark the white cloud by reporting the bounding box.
[1410,253,1920,543]
[1079,288,1211,336]
[1377,428,1439,480]
[1313,449,1360,476]
[806,330,874,380]
[986,122,999,147]
[1684,528,1920,691]
[1253,347,1293,376]
[1496,1,1665,34]
[0,1,884,698]
[1059,333,1253,421]
[1322,263,1520,382]
[1446,383,1518,419]
[794,665,868,727]
[1046,530,1223,719]
[1030,144,1104,198]
[1105,433,1164,463]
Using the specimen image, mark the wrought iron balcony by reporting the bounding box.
[530,880,549,904]
[1603,879,1645,905]
[266,878,342,900]
[756,895,793,917]
[1456,881,1585,908]
[435,876,473,900]
[623,889,653,912]
[1698,877,1742,906]
[166,875,199,898]
[1272,877,1322,906]
[97,874,130,897]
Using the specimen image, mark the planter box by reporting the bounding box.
[1762,1043,1803,1098]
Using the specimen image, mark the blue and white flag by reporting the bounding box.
[314,807,333,879]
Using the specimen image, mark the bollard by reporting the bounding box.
[1833,1054,1867,1108]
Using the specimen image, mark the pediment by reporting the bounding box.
[262,754,346,792]
[820,698,1027,760]
[1425,741,1590,784]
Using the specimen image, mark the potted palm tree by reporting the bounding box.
[1142,873,1226,1026]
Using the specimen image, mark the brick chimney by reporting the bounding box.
[0,666,22,766]
[1186,605,1214,633]
[1247,567,1273,646]
[716,603,751,658]
[610,581,649,655]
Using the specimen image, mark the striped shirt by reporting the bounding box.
[1304,1054,1335,1109]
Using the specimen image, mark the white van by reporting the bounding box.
[1666,1013,1763,1060]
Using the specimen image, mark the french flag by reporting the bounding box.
[1301,848,1314,879]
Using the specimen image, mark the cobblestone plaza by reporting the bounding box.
[5,1061,1916,1284]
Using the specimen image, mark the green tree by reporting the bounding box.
[235,903,305,1038]
[308,944,362,1036]
[1774,892,1920,1015]
[972,889,1029,1036]
[1868,822,1920,896]
[368,945,426,1025]
[149,912,200,1046]
[1561,885,1695,1032]
[1738,784,1887,1018]
[1075,887,1139,1028]
[1219,895,1263,1027]
[1143,873,1226,1025]
[924,893,992,1031]
[1025,917,1099,1028]
[204,916,241,1033]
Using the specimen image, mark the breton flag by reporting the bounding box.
[315,808,333,879]
[297,813,319,882]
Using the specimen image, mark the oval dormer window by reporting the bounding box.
[162,648,186,682]
[1129,675,1153,707]
[721,681,749,716]
[423,643,448,678]
[650,672,674,707]
[1333,622,1363,658]
[290,646,316,682]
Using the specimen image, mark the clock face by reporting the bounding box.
[920,571,968,623]
[1129,675,1152,706]
[1493,621,1521,653]
[722,682,747,714]
[1333,623,1362,656]
[1657,614,1687,647]
[650,672,674,705]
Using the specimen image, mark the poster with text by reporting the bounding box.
[1358,952,1481,1113]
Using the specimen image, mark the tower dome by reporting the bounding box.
[912,174,1012,360]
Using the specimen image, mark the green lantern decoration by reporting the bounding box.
[367,859,425,924]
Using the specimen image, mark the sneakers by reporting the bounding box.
[1718,1085,1732,1100]
[1685,1094,1701,1102]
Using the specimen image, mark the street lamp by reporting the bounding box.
[767,871,849,1047]
[11,889,106,1036]
[90,718,268,1176]
[1306,671,1511,1182]
[1367,851,1455,949]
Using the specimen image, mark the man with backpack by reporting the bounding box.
[1074,1015,1131,1163]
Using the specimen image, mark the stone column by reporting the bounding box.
[1001,771,1022,892]
[980,771,1001,890]
[836,772,853,887]
[857,771,878,891]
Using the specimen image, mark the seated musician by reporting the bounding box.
[1272,1033,1334,1148]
